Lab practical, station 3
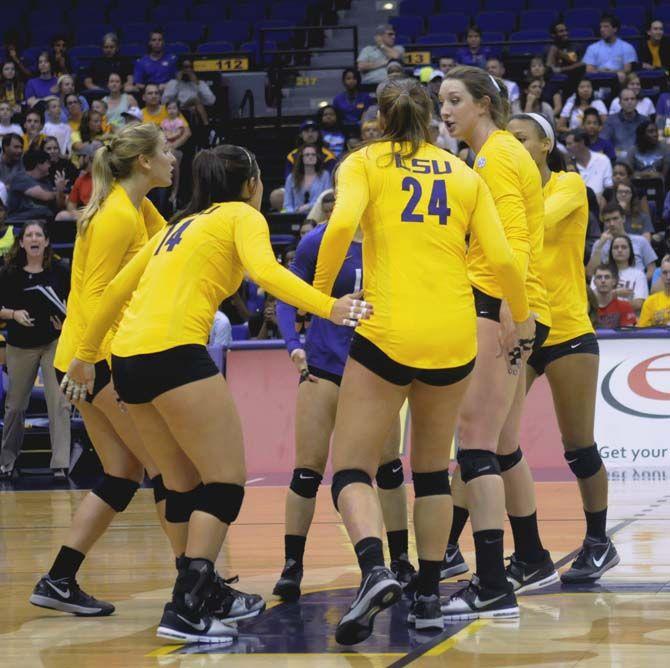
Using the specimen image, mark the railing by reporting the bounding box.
[239,88,255,131]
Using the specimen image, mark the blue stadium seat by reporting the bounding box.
[114,0,152,12]
[69,45,101,61]
[191,5,223,23]
[164,22,205,44]
[231,324,250,341]
[21,47,46,70]
[577,0,613,8]
[76,7,108,24]
[151,6,189,25]
[481,31,505,44]
[619,26,640,39]
[655,7,670,25]
[520,10,558,32]
[399,0,436,15]
[255,20,294,44]
[507,30,550,55]
[390,16,425,41]
[109,8,148,26]
[427,14,470,37]
[208,20,251,42]
[395,33,413,45]
[28,8,63,25]
[416,34,458,57]
[616,7,647,30]
[122,24,153,44]
[477,11,516,35]
[74,23,114,46]
[436,0,478,12]
[563,9,602,32]
[484,0,525,11]
[119,43,147,58]
[169,42,191,55]
[197,41,235,54]
[31,24,67,46]
[527,0,567,9]
[235,3,270,22]
[569,28,595,40]
[241,40,278,65]
[268,2,309,23]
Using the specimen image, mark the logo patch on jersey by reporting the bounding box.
[476,156,486,168]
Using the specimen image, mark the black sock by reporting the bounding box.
[473,529,507,590]
[584,508,608,541]
[387,529,408,562]
[48,545,86,581]
[416,559,441,597]
[354,537,384,577]
[508,512,547,563]
[284,534,307,564]
[448,505,469,547]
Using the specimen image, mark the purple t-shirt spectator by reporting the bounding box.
[25,77,57,101]
[133,53,178,86]
[332,91,374,125]
[455,47,494,69]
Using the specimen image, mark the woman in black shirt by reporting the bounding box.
[0,221,70,478]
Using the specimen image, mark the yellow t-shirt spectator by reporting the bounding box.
[638,291,670,327]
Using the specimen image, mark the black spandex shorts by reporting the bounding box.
[299,365,342,386]
[55,359,112,403]
[349,332,475,387]
[528,332,599,376]
[112,344,219,404]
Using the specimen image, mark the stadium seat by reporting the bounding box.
[435,0,477,12]
[427,14,470,38]
[527,0,567,8]
[241,40,278,65]
[519,10,558,32]
[569,28,595,40]
[197,41,236,54]
[255,20,294,44]
[169,42,190,55]
[477,12,516,35]
[122,24,153,44]
[151,6,189,25]
[268,2,310,23]
[395,33,413,45]
[69,45,101,62]
[399,0,436,15]
[578,0,613,8]
[389,16,425,41]
[76,7,108,24]
[208,20,251,43]
[28,8,63,25]
[235,3,271,22]
[655,7,670,25]
[21,47,46,70]
[563,9,602,32]
[507,30,549,56]
[109,8,148,26]
[416,34,458,57]
[119,43,146,58]
[164,22,205,44]
[231,324,250,341]
[191,4,223,23]
[484,0,525,11]
[74,23,113,46]
[617,7,647,30]
[113,0,152,12]
[481,31,505,45]
[30,24,67,46]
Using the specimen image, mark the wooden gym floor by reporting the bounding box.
[1,473,670,667]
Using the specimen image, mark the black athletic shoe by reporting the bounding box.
[30,575,115,616]
[407,593,444,630]
[156,602,237,644]
[440,544,469,580]
[335,566,402,646]
[440,574,519,621]
[390,555,417,589]
[560,537,620,584]
[505,552,560,594]
[272,558,303,602]
[209,574,266,622]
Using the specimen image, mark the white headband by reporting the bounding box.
[525,112,555,152]
[488,74,501,92]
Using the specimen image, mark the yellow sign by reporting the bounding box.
[296,76,318,86]
[405,51,431,65]
[194,57,249,72]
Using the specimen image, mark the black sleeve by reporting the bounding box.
[0,268,18,310]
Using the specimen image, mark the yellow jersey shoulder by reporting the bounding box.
[553,170,586,193]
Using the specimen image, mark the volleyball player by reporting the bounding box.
[273,219,414,602]
[62,145,372,643]
[438,66,554,621]
[505,113,619,582]
[312,78,535,644]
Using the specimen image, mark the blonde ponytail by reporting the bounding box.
[78,145,114,234]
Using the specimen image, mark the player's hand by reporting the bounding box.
[61,358,95,404]
[329,291,372,328]
[291,348,318,383]
[13,309,35,327]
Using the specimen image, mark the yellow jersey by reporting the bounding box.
[313,141,530,369]
[541,171,594,346]
[55,184,166,371]
[638,291,670,327]
[76,202,336,361]
[468,130,551,327]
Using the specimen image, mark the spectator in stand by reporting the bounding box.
[162,57,215,128]
[609,73,655,117]
[565,128,612,207]
[307,189,335,225]
[42,99,71,157]
[0,133,24,185]
[103,73,139,130]
[21,110,45,152]
[521,78,554,126]
[2,38,33,82]
[25,53,58,108]
[438,57,457,75]
[485,58,520,114]
[50,35,72,78]
[357,24,405,85]
[558,78,608,132]
[601,89,649,159]
[133,30,177,92]
[140,83,168,125]
[598,233,649,312]
[160,100,191,206]
[386,59,406,79]
[83,33,134,92]
[594,264,638,327]
[614,182,655,241]
[0,221,71,479]
[71,110,105,157]
[283,145,332,214]
[0,201,13,256]
[300,220,316,238]
[63,93,84,134]
[526,57,563,115]
[640,20,670,71]
[0,61,25,115]
[655,92,670,141]
[285,119,337,177]
[360,119,381,141]
[90,99,112,133]
[456,26,493,69]
[587,202,657,280]
[627,119,670,184]
[6,149,67,223]
[582,107,616,162]
[0,101,22,137]
[317,104,346,158]
[66,143,98,212]
[547,21,584,78]
[39,136,78,193]
[57,75,89,122]
[249,294,280,340]
[332,68,373,127]
[584,14,638,84]
[638,255,670,326]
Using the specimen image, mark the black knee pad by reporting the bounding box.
[93,473,140,512]
[165,484,204,523]
[412,469,450,498]
[151,474,167,504]
[497,447,523,472]
[457,449,501,484]
[565,445,602,479]
[289,468,323,498]
[331,469,372,511]
[196,482,245,525]
[375,458,404,490]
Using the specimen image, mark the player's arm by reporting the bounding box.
[75,235,160,362]
[313,153,367,294]
[235,209,335,319]
[470,176,530,322]
[141,197,168,238]
[544,173,586,230]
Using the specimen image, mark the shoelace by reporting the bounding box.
[449,578,475,600]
